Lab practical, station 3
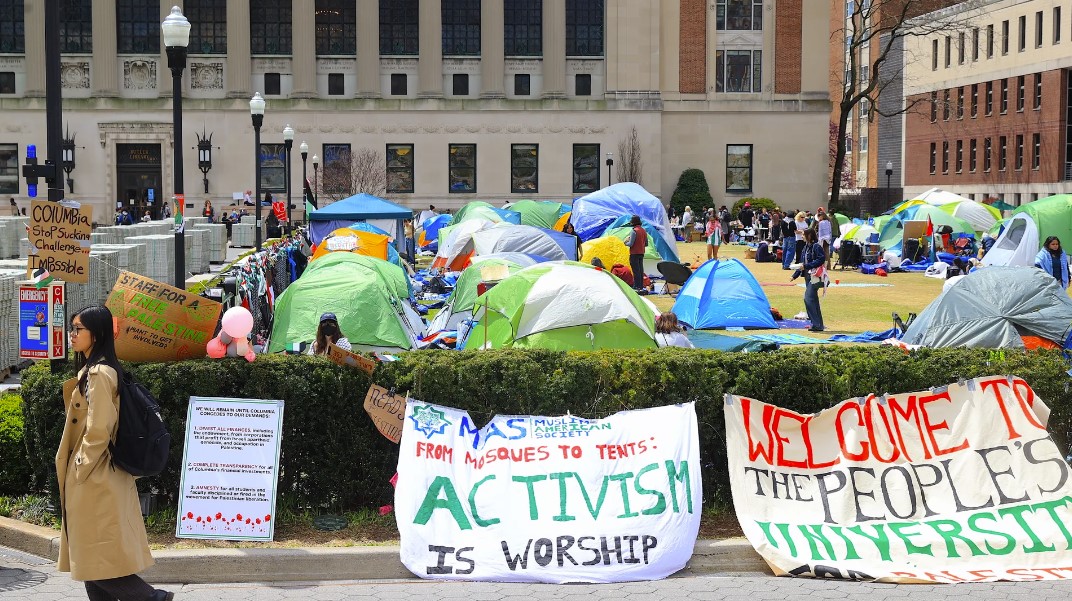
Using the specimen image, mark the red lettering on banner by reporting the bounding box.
[772,408,808,469]
[980,378,1022,439]
[415,441,453,463]
[1011,378,1047,432]
[919,392,969,456]
[835,403,867,462]
[742,399,777,464]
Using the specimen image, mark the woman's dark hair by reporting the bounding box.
[1044,236,1062,253]
[655,312,682,334]
[314,319,344,355]
[71,305,124,395]
[802,228,818,243]
[630,215,642,227]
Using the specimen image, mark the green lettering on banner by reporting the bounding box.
[1031,497,1072,548]
[923,519,986,558]
[774,523,799,557]
[798,524,837,561]
[512,475,548,520]
[635,462,667,516]
[847,524,893,561]
[756,521,782,549]
[413,476,472,530]
[666,460,693,514]
[887,522,934,556]
[549,472,577,522]
[827,525,862,560]
[468,475,500,527]
[967,512,1017,555]
[998,503,1057,553]
[608,473,639,518]
[574,472,611,519]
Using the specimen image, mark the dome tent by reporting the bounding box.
[672,258,777,329]
[877,205,973,255]
[451,201,522,226]
[427,257,528,333]
[984,194,1072,267]
[307,193,413,245]
[981,213,1038,267]
[570,183,677,255]
[503,200,570,230]
[470,224,578,261]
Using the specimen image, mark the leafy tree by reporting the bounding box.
[669,169,713,217]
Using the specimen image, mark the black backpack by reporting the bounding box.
[110,372,171,477]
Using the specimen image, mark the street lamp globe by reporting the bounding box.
[311,154,318,167]
[283,124,294,143]
[249,92,266,118]
[161,6,191,48]
[299,141,309,157]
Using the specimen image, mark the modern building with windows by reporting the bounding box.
[0,1,830,222]
[903,0,1072,206]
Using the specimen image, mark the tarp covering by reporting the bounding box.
[417,213,451,248]
[308,193,413,244]
[570,183,677,256]
[470,224,577,261]
[901,266,1072,348]
[311,227,390,262]
[672,258,777,329]
[503,200,570,230]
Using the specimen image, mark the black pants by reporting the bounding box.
[84,574,161,601]
[629,253,645,290]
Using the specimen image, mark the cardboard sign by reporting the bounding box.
[363,384,406,443]
[26,199,93,283]
[105,271,223,362]
[726,376,1072,583]
[326,342,377,375]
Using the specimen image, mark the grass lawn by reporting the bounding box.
[648,241,948,338]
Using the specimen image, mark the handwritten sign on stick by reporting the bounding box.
[326,342,377,375]
[363,384,406,443]
[26,199,93,283]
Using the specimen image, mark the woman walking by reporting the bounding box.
[705,210,722,260]
[791,229,827,333]
[58,305,174,600]
[1035,236,1070,289]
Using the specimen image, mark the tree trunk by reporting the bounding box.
[829,102,853,209]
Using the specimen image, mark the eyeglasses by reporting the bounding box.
[68,325,87,337]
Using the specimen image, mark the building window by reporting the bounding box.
[117,0,159,53]
[942,141,949,173]
[972,27,979,61]
[955,140,963,172]
[984,137,992,171]
[1002,20,1008,55]
[726,144,753,193]
[511,144,539,193]
[1015,134,1024,170]
[1033,133,1041,169]
[716,0,762,31]
[969,138,977,172]
[0,72,13,94]
[60,0,92,53]
[514,73,531,96]
[958,31,965,64]
[452,74,469,96]
[264,72,281,95]
[1016,75,1024,111]
[1018,15,1026,51]
[380,0,418,55]
[999,135,1007,170]
[929,143,937,174]
[715,49,762,93]
[943,89,950,120]
[315,0,356,55]
[0,0,24,53]
[970,83,978,117]
[386,144,414,193]
[251,0,292,55]
[448,143,476,193]
[575,73,592,96]
[258,143,285,192]
[985,80,993,114]
[932,39,938,70]
[328,73,344,95]
[185,0,227,54]
[1036,11,1043,47]
[956,87,964,119]
[0,144,17,194]
[322,143,352,194]
[504,0,542,56]
[442,0,480,56]
[566,0,604,56]
[944,36,951,67]
[1055,7,1061,43]
[930,91,938,122]
[572,144,600,194]
[986,24,993,58]
[1000,79,1008,113]
[1034,73,1042,109]
[390,73,407,96]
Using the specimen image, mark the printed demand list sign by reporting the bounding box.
[395,402,702,583]
[725,376,1072,583]
[177,397,285,542]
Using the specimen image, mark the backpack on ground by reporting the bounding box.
[110,372,171,477]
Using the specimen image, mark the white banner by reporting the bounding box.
[395,402,702,583]
[176,397,285,541]
[726,376,1072,583]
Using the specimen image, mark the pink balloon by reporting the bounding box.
[244,349,257,363]
[221,307,254,338]
[205,337,226,359]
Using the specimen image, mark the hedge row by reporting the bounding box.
[15,347,1072,512]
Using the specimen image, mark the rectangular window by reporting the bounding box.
[258,143,285,192]
[1015,134,1024,169]
[1034,72,1042,109]
[60,0,92,53]
[1000,79,1008,113]
[572,144,600,194]
[970,83,978,117]
[386,144,414,193]
[956,139,963,172]
[390,73,407,96]
[0,72,14,94]
[1036,11,1043,47]
[970,138,978,172]
[726,144,753,193]
[1032,133,1041,169]
[1002,20,1009,54]
[929,142,937,174]
[380,0,419,55]
[972,27,979,61]
[942,141,949,173]
[316,0,356,55]
[984,137,992,171]
[943,89,950,120]
[945,36,951,67]
[999,135,1007,170]
[327,73,344,95]
[1055,7,1062,43]
[1018,15,1026,51]
[1017,75,1025,111]
[957,86,964,119]
[985,80,993,114]
[251,0,292,55]
[715,49,762,93]
[117,0,159,53]
[322,143,352,194]
[930,91,938,122]
[0,143,17,194]
[504,0,542,56]
[514,73,531,96]
[186,0,227,54]
[987,24,994,58]
[264,72,281,95]
[452,74,469,96]
[0,0,25,53]
[575,73,592,96]
[932,39,939,70]
[958,31,965,64]
[716,0,762,31]
[511,144,539,193]
[442,0,480,56]
[566,0,605,56]
[448,143,476,193]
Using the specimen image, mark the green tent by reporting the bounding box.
[268,253,420,353]
[450,202,521,226]
[469,261,657,350]
[1010,194,1072,250]
[427,258,526,332]
[878,205,974,253]
[505,200,570,230]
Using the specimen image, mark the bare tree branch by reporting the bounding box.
[616,126,643,185]
[318,147,387,203]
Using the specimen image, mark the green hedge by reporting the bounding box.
[0,394,32,494]
[18,347,1072,513]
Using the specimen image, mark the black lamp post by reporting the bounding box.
[163,5,190,289]
[300,141,309,217]
[197,129,213,193]
[283,124,294,234]
[605,152,614,187]
[250,92,266,250]
[885,161,893,189]
[311,153,319,207]
[61,127,75,193]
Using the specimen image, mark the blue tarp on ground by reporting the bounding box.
[826,328,901,343]
[570,183,676,254]
[672,258,777,329]
[309,193,413,244]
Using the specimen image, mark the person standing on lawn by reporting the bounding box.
[624,214,648,293]
[791,228,827,332]
[1035,236,1070,289]
[705,210,721,261]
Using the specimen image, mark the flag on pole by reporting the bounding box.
[30,267,53,289]
[925,216,934,237]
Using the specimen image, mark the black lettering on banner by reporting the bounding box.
[1023,437,1070,495]
[975,445,1030,505]
[500,535,659,570]
[455,547,475,575]
[426,545,478,575]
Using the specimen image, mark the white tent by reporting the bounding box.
[982,213,1039,267]
[942,200,1000,233]
[432,218,493,269]
[470,224,574,261]
[912,187,971,205]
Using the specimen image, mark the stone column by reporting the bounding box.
[291,0,316,97]
[159,1,178,96]
[356,0,379,97]
[480,0,504,97]
[91,0,118,96]
[418,0,443,97]
[226,0,251,98]
[23,0,45,96]
[541,0,566,98]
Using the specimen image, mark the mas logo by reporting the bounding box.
[409,404,451,439]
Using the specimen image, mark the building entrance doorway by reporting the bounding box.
[115,144,163,221]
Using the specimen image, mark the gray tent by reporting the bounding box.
[902,266,1072,348]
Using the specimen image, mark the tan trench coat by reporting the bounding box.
[55,364,154,581]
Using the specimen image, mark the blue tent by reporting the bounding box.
[570,183,676,255]
[672,259,776,329]
[309,193,413,245]
[419,213,451,251]
[606,215,680,263]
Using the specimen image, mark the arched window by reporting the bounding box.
[117,0,160,53]
[0,0,24,53]
[251,0,292,55]
[380,0,418,55]
[316,0,356,56]
[186,0,227,54]
[566,0,603,57]
[442,0,480,56]
[59,0,92,53]
[505,0,541,56]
